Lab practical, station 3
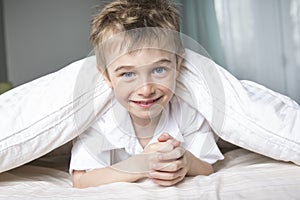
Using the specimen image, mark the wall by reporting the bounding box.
[0,0,7,82]
[3,0,101,86]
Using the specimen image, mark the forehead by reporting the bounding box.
[95,27,182,69]
[108,49,176,70]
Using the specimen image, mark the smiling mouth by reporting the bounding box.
[130,96,162,107]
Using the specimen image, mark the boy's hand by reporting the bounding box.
[147,133,192,186]
[157,133,180,145]
[149,146,190,186]
[142,133,180,154]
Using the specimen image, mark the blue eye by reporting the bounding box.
[122,72,134,78]
[153,67,167,74]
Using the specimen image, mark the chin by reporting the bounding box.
[130,106,164,120]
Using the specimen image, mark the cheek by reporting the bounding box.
[112,82,134,105]
[113,85,129,98]
[157,75,177,93]
[156,78,176,98]
[162,87,175,99]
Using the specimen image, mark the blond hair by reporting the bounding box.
[90,0,184,67]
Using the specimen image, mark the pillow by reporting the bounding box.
[177,49,300,165]
[0,56,113,173]
[0,49,299,173]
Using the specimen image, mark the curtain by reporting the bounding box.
[214,0,300,103]
[179,0,300,103]
[177,0,225,66]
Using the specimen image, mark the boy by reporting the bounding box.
[70,0,223,188]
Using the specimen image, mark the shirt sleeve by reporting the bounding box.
[183,120,224,164]
[174,97,224,164]
[69,125,111,174]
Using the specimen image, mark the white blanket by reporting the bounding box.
[0,49,299,173]
[0,149,299,199]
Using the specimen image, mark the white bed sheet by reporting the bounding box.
[0,148,299,200]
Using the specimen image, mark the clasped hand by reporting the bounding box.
[142,133,191,186]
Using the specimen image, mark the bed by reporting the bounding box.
[0,49,299,199]
[1,148,299,199]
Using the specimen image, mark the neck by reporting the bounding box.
[131,113,161,127]
[130,113,162,139]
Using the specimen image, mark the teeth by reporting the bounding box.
[134,97,160,105]
[140,101,150,104]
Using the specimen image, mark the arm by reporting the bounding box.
[72,155,145,188]
[72,140,177,188]
[185,150,214,176]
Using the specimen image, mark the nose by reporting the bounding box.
[137,83,155,97]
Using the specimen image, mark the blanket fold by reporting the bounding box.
[0,49,299,173]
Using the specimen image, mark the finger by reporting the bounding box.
[166,138,181,148]
[149,168,185,181]
[157,133,181,148]
[158,147,186,161]
[145,141,174,153]
[157,133,173,142]
[151,160,184,172]
[151,175,185,186]
[157,142,174,153]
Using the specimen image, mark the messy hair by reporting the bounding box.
[90,0,184,68]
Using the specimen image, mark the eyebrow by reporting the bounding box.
[114,58,172,73]
[114,65,134,73]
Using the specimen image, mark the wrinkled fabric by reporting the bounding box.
[1,149,300,199]
[0,49,299,173]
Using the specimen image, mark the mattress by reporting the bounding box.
[1,148,299,200]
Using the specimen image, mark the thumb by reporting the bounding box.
[158,133,181,148]
[157,133,172,142]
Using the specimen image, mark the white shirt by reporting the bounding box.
[70,95,224,173]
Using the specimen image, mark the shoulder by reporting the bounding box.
[72,100,118,151]
[170,95,208,135]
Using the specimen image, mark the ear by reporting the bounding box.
[97,65,112,88]
[176,54,184,78]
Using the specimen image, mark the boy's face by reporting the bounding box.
[101,49,181,124]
